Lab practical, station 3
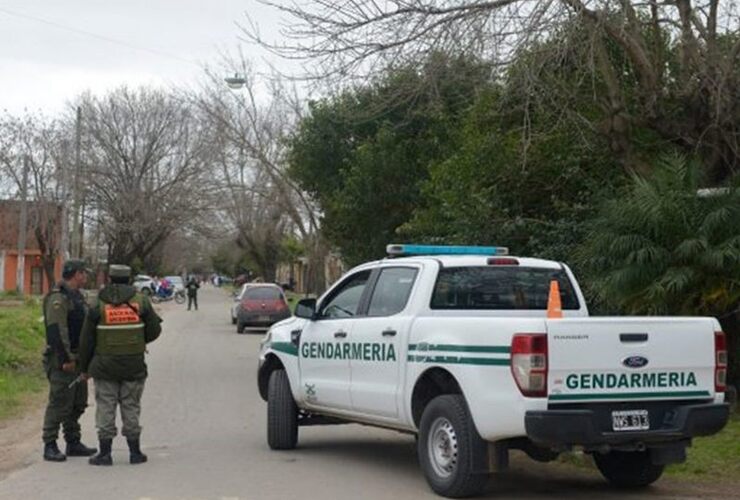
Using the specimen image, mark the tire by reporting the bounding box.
[151,295,161,304]
[175,292,186,304]
[267,370,298,450]
[594,450,664,488]
[418,395,488,498]
[236,321,245,334]
[141,287,151,296]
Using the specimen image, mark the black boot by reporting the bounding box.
[43,441,66,462]
[88,439,113,466]
[66,440,97,457]
[127,439,148,464]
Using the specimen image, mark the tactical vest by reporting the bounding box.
[95,297,146,356]
[43,283,86,351]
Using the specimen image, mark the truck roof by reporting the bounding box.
[356,255,564,270]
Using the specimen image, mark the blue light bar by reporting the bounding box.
[386,244,509,257]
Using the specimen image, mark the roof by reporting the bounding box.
[353,255,563,271]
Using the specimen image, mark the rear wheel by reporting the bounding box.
[175,291,186,304]
[267,370,298,450]
[594,450,664,488]
[418,395,488,498]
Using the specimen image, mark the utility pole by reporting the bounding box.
[70,106,82,259]
[16,156,29,295]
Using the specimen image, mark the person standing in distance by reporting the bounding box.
[186,276,200,311]
[79,265,162,466]
[41,259,98,461]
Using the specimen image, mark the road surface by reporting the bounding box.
[0,286,734,499]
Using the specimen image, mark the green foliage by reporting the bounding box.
[579,155,740,386]
[0,300,46,418]
[401,83,623,263]
[288,53,492,265]
[211,240,252,277]
[580,155,740,315]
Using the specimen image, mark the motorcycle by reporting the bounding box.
[151,287,186,305]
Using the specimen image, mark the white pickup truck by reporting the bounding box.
[257,244,730,497]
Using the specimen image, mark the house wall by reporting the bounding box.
[1,250,62,295]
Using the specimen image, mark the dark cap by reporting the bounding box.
[62,259,91,279]
[108,264,132,279]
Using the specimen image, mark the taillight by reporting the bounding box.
[511,333,548,397]
[487,257,519,266]
[715,331,727,393]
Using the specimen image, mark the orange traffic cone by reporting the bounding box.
[547,280,563,319]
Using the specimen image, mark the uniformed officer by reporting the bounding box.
[186,276,200,310]
[79,264,162,466]
[41,259,97,462]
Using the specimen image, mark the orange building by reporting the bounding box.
[0,200,63,295]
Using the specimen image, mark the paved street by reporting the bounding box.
[0,287,735,500]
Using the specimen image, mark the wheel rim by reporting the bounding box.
[427,417,458,478]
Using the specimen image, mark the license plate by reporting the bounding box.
[612,410,649,431]
[258,315,271,322]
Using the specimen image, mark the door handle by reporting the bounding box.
[334,330,347,338]
[382,329,397,337]
[620,333,648,342]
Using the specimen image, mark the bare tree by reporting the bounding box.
[0,113,69,287]
[193,56,328,289]
[78,87,213,269]
[245,0,740,180]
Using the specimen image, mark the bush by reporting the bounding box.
[578,155,740,388]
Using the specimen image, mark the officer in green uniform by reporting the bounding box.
[41,259,97,462]
[79,264,162,466]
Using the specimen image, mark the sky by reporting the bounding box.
[0,0,286,115]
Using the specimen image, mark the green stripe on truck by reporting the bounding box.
[549,390,711,401]
[408,344,510,353]
[271,342,298,356]
[408,355,510,366]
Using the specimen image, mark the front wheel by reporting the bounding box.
[594,450,664,488]
[267,370,298,450]
[418,395,488,498]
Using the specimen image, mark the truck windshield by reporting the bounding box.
[431,267,580,310]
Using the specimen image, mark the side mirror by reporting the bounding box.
[294,298,317,320]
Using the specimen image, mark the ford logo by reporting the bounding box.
[623,356,649,369]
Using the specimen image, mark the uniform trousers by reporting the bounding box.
[93,378,145,441]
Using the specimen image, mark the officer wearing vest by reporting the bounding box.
[79,264,162,466]
[41,259,97,462]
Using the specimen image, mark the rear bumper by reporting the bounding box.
[237,311,291,328]
[525,403,729,448]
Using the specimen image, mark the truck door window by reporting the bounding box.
[431,267,580,310]
[318,270,372,319]
[367,267,418,317]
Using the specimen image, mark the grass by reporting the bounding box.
[666,412,740,480]
[0,297,46,419]
[559,411,740,482]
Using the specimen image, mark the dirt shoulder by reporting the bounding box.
[0,393,45,481]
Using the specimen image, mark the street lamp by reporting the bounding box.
[224,74,247,90]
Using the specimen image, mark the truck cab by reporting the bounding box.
[257,244,730,498]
